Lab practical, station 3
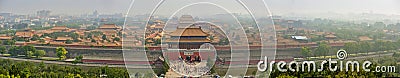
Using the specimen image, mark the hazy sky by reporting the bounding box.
[0,0,131,15]
[268,0,400,15]
[0,0,399,16]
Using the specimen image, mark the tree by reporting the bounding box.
[56,47,68,60]
[86,25,97,30]
[3,40,15,45]
[113,37,121,42]
[73,38,80,42]
[344,42,358,54]
[102,34,107,40]
[65,24,81,29]
[8,46,19,56]
[30,34,40,41]
[301,47,312,58]
[154,39,161,45]
[34,50,46,58]
[209,36,214,41]
[21,45,36,53]
[117,31,122,37]
[0,46,6,54]
[25,51,33,58]
[86,33,93,39]
[39,39,46,43]
[359,41,372,54]
[0,58,130,77]
[69,33,79,39]
[76,55,83,61]
[21,68,31,78]
[91,39,96,43]
[65,39,73,44]
[372,40,397,52]
[9,45,36,57]
[14,36,25,41]
[73,55,84,64]
[315,42,331,58]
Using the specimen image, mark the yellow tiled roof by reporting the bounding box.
[55,37,73,41]
[170,28,208,36]
[15,31,34,37]
[99,24,121,29]
[165,39,210,42]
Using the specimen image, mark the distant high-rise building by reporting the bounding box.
[0,13,12,17]
[37,10,51,17]
[92,10,99,18]
[98,13,123,18]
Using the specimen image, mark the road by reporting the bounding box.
[0,52,394,69]
[0,56,126,68]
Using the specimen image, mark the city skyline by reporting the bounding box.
[0,0,399,16]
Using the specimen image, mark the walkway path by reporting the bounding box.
[0,56,125,68]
